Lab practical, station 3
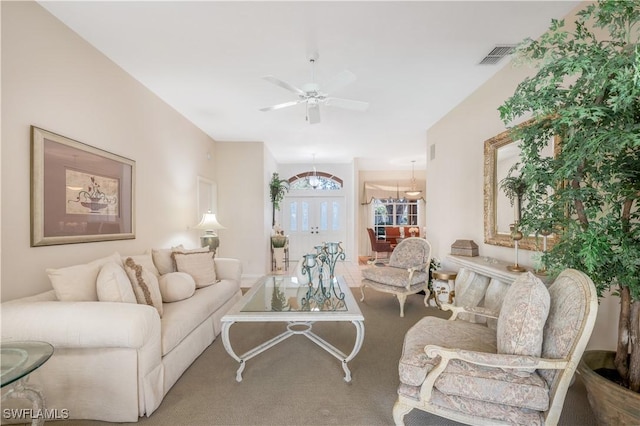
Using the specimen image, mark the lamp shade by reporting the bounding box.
[194,212,225,232]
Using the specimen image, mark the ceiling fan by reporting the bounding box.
[259,53,369,124]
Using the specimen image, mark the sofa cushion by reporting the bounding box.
[497,272,550,360]
[173,251,218,288]
[97,261,137,303]
[161,279,239,355]
[361,266,427,288]
[399,316,496,386]
[397,384,544,425]
[434,359,550,411]
[158,272,196,302]
[454,268,490,323]
[124,257,163,317]
[47,252,122,301]
[151,245,184,275]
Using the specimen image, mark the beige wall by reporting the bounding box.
[1,2,217,300]
[425,1,615,351]
[215,141,274,279]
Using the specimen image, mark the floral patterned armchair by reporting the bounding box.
[360,237,432,317]
[392,269,598,426]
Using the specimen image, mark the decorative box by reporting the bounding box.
[451,239,479,257]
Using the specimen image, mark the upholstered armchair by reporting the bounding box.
[393,269,598,426]
[360,237,432,317]
[366,228,394,263]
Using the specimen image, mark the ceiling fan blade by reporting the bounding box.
[259,100,304,112]
[262,76,305,96]
[324,97,369,111]
[307,104,320,124]
[323,70,357,94]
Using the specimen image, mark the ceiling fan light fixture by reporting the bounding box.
[259,54,369,124]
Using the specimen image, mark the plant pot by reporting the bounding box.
[272,247,285,274]
[271,235,287,248]
[577,350,640,425]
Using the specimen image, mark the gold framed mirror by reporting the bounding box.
[483,126,557,251]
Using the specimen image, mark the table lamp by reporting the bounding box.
[194,211,225,252]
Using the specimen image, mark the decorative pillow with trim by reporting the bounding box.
[124,257,163,317]
[172,251,218,288]
[47,252,122,301]
[122,253,160,278]
[97,261,136,303]
[158,272,196,302]
[151,245,185,275]
[497,272,550,374]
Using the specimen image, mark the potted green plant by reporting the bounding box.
[498,1,640,422]
[269,172,289,227]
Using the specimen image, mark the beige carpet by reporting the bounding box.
[51,289,595,426]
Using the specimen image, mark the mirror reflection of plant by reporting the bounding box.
[499,169,526,203]
[499,0,640,393]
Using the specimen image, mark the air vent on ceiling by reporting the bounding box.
[479,45,516,65]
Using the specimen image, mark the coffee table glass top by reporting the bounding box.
[1,341,54,388]
[225,275,363,322]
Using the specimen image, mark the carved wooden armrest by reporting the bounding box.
[430,348,569,369]
[418,345,569,401]
[440,304,498,320]
[405,263,429,290]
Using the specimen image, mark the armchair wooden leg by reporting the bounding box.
[423,290,431,308]
[392,399,412,426]
[360,284,366,302]
[396,294,407,317]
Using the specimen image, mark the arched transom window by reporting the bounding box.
[288,171,343,190]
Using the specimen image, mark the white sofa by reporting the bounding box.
[1,255,243,422]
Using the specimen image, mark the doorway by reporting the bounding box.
[284,196,346,261]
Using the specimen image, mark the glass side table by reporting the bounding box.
[1,341,54,426]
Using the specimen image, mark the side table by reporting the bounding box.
[1,341,54,426]
[428,270,458,308]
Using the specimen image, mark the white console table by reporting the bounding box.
[444,255,550,320]
[447,255,549,285]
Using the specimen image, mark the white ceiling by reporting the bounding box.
[39,1,579,170]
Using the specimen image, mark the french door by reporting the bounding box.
[283,196,346,261]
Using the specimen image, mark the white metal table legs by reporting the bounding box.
[221,320,365,382]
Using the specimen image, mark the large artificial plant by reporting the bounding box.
[499,0,640,392]
[269,172,289,227]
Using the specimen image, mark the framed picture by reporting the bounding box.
[31,126,136,246]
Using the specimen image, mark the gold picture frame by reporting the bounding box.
[31,126,135,246]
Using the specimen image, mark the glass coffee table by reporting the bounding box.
[221,275,365,382]
[1,341,54,426]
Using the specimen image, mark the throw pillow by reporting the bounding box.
[47,252,122,301]
[497,272,550,361]
[124,257,163,317]
[97,261,136,303]
[158,272,196,302]
[122,253,160,278]
[172,251,217,288]
[151,245,184,275]
[454,269,490,323]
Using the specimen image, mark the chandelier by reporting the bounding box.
[405,160,422,198]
